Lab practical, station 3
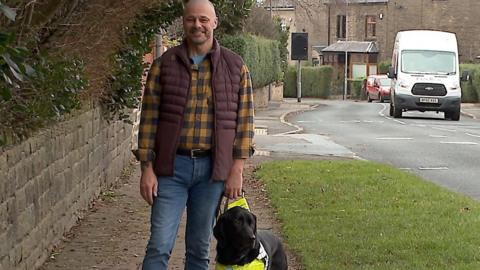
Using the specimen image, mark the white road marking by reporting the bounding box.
[399,168,412,170]
[439,141,478,145]
[429,135,448,138]
[340,120,361,123]
[363,120,384,123]
[296,120,316,123]
[418,167,449,170]
[432,126,456,132]
[392,119,407,125]
[466,133,480,138]
[376,137,413,140]
[254,128,268,135]
[253,150,271,156]
[379,104,388,116]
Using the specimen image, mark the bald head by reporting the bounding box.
[182,0,218,52]
[183,0,216,17]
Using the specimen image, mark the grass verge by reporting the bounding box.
[255,160,480,270]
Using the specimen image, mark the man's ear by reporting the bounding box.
[213,16,218,30]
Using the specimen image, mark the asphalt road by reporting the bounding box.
[291,100,480,199]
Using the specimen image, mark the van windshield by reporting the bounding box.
[401,50,456,75]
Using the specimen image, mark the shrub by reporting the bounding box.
[220,34,282,89]
[0,3,86,146]
[460,64,480,103]
[284,65,333,98]
[378,60,391,74]
[350,78,365,100]
[0,57,86,145]
[283,66,297,97]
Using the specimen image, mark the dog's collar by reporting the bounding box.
[215,242,269,270]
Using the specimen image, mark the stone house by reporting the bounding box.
[264,0,480,71]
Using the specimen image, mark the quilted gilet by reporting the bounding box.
[153,40,244,180]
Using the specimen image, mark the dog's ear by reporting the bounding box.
[252,212,257,234]
[213,215,225,243]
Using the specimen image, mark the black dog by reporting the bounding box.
[214,206,288,269]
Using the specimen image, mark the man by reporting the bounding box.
[133,0,254,269]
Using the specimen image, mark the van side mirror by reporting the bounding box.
[461,70,471,81]
[387,66,396,79]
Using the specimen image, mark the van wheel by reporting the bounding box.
[393,104,402,118]
[451,108,460,121]
[380,95,384,103]
[389,103,394,116]
[367,93,372,103]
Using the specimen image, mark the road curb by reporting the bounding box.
[275,104,320,136]
[460,110,477,120]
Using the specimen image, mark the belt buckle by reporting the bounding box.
[190,149,201,158]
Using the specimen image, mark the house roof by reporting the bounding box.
[325,0,388,4]
[322,41,379,53]
[260,0,295,8]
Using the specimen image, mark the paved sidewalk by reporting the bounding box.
[461,103,480,120]
[39,98,315,270]
[38,98,479,270]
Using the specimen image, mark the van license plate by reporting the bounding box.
[419,97,439,103]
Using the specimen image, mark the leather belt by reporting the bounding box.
[176,148,211,158]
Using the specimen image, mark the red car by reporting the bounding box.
[365,75,392,103]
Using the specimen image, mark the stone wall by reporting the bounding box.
[254,85,270,109]
[254,84,284,110]
[271,84,284,102]
[0,107,133,270]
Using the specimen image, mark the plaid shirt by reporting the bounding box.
[134,55,254,162]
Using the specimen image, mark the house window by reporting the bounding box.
[365,15,376,39]
[337,15,346,39]
[353,64,367,79]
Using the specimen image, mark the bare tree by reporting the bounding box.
[244,6,279,39]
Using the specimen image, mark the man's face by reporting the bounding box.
[183,2,218,46]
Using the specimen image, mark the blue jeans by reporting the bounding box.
[142,155,224,270]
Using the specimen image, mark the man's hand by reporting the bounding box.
[224,159,245,200]
[140,161,157,205]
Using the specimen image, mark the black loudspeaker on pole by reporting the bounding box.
[291,32,308,102]
[291,32,308,61]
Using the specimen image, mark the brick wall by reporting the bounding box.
[0,107,133,270]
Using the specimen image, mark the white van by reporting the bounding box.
[388,30,464,120]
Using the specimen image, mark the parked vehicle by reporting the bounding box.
[365,75,391,103]
[388,30,466,121]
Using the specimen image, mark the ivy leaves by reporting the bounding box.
[0,1,86,147]
[0,1,33,102]
[0,1,16,21]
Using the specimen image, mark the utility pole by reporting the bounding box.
[343,1,348,100]
[270,0,272,18]
[297,60,302,102]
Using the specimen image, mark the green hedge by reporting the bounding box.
[460,64,480,103]
[350,78,365,100]
[220,34,282,89]
[284,66,297,97]
[378,60,391,74]
[284,65,333,98]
